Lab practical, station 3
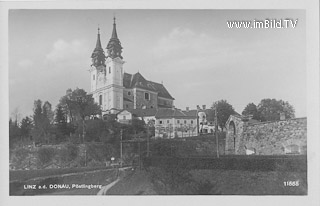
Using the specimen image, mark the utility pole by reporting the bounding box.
[147,125,150,157]
[120,129,123,168]
[215,109,219,158]
[138,140,141,170]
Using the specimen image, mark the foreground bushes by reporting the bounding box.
[37,147,56,166]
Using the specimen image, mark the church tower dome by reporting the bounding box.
[106,17,123,59]
[91,27,106,67]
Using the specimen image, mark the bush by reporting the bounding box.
[57,143,79,166]
[37,147,56,166]
[10,147,31,169]
[147,163,197,194]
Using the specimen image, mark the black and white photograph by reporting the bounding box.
[1,0,319,205]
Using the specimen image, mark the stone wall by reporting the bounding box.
[225,116,307,155]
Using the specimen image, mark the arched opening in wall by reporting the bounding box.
[228,121,236,153]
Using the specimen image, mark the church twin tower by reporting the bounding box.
[89,17,125,114]
[89,17,175,115]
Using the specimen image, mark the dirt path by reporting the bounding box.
[106,169,157,195]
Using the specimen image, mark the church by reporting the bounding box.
[89,18,175,116]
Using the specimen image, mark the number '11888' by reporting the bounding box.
[284,181,299,186]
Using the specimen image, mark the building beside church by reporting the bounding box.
[89,18,174,116]
[154,108,198,138]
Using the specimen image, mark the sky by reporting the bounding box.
[9,9,306,120]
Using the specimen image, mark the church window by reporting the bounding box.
[93,75,95,80]
[145,92,150,100]
[109,67,111,74]
[99,95,102,105]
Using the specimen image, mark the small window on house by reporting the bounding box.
[167,120,170,124]
[126,104,129,108]
[145,92,150,100]
[150,106,153,109]
[93,75,95,80]
[191,120,193,124]
[109,67,111,74]
[123,116,126,120]
[128,91,131,96]
[177,120,180,124]
[184,120,187,124]
[159,120,163,124]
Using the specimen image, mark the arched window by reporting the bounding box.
[229,121,236,135]
[99,95,102,105]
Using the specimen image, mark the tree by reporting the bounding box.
[55,105,66,124]
[257,98,295,122]
[20,116,33,140]
[31,99,54,144]
[242,103,260,120]
[9,118,21,148]
[58,88,101,123]
[11,107,22,125]
[43,101,54,124]
[58,88,101,143]
[54,105,69,141]
[212,100,236,131]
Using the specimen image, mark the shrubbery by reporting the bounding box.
[37,147,56,166]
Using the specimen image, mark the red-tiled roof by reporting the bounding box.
[123,72,174,100]
[155,108,197,119]
[127,108,157,117]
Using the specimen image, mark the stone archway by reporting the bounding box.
[225,115,244,155]
[227,121,236,154]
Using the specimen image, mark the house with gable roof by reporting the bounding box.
[154,108,198,138]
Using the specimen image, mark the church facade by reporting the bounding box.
[89,18,174,115]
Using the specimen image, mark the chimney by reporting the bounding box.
[280,112,285,120]
[186,107,189,112]
[202,105,206,110]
